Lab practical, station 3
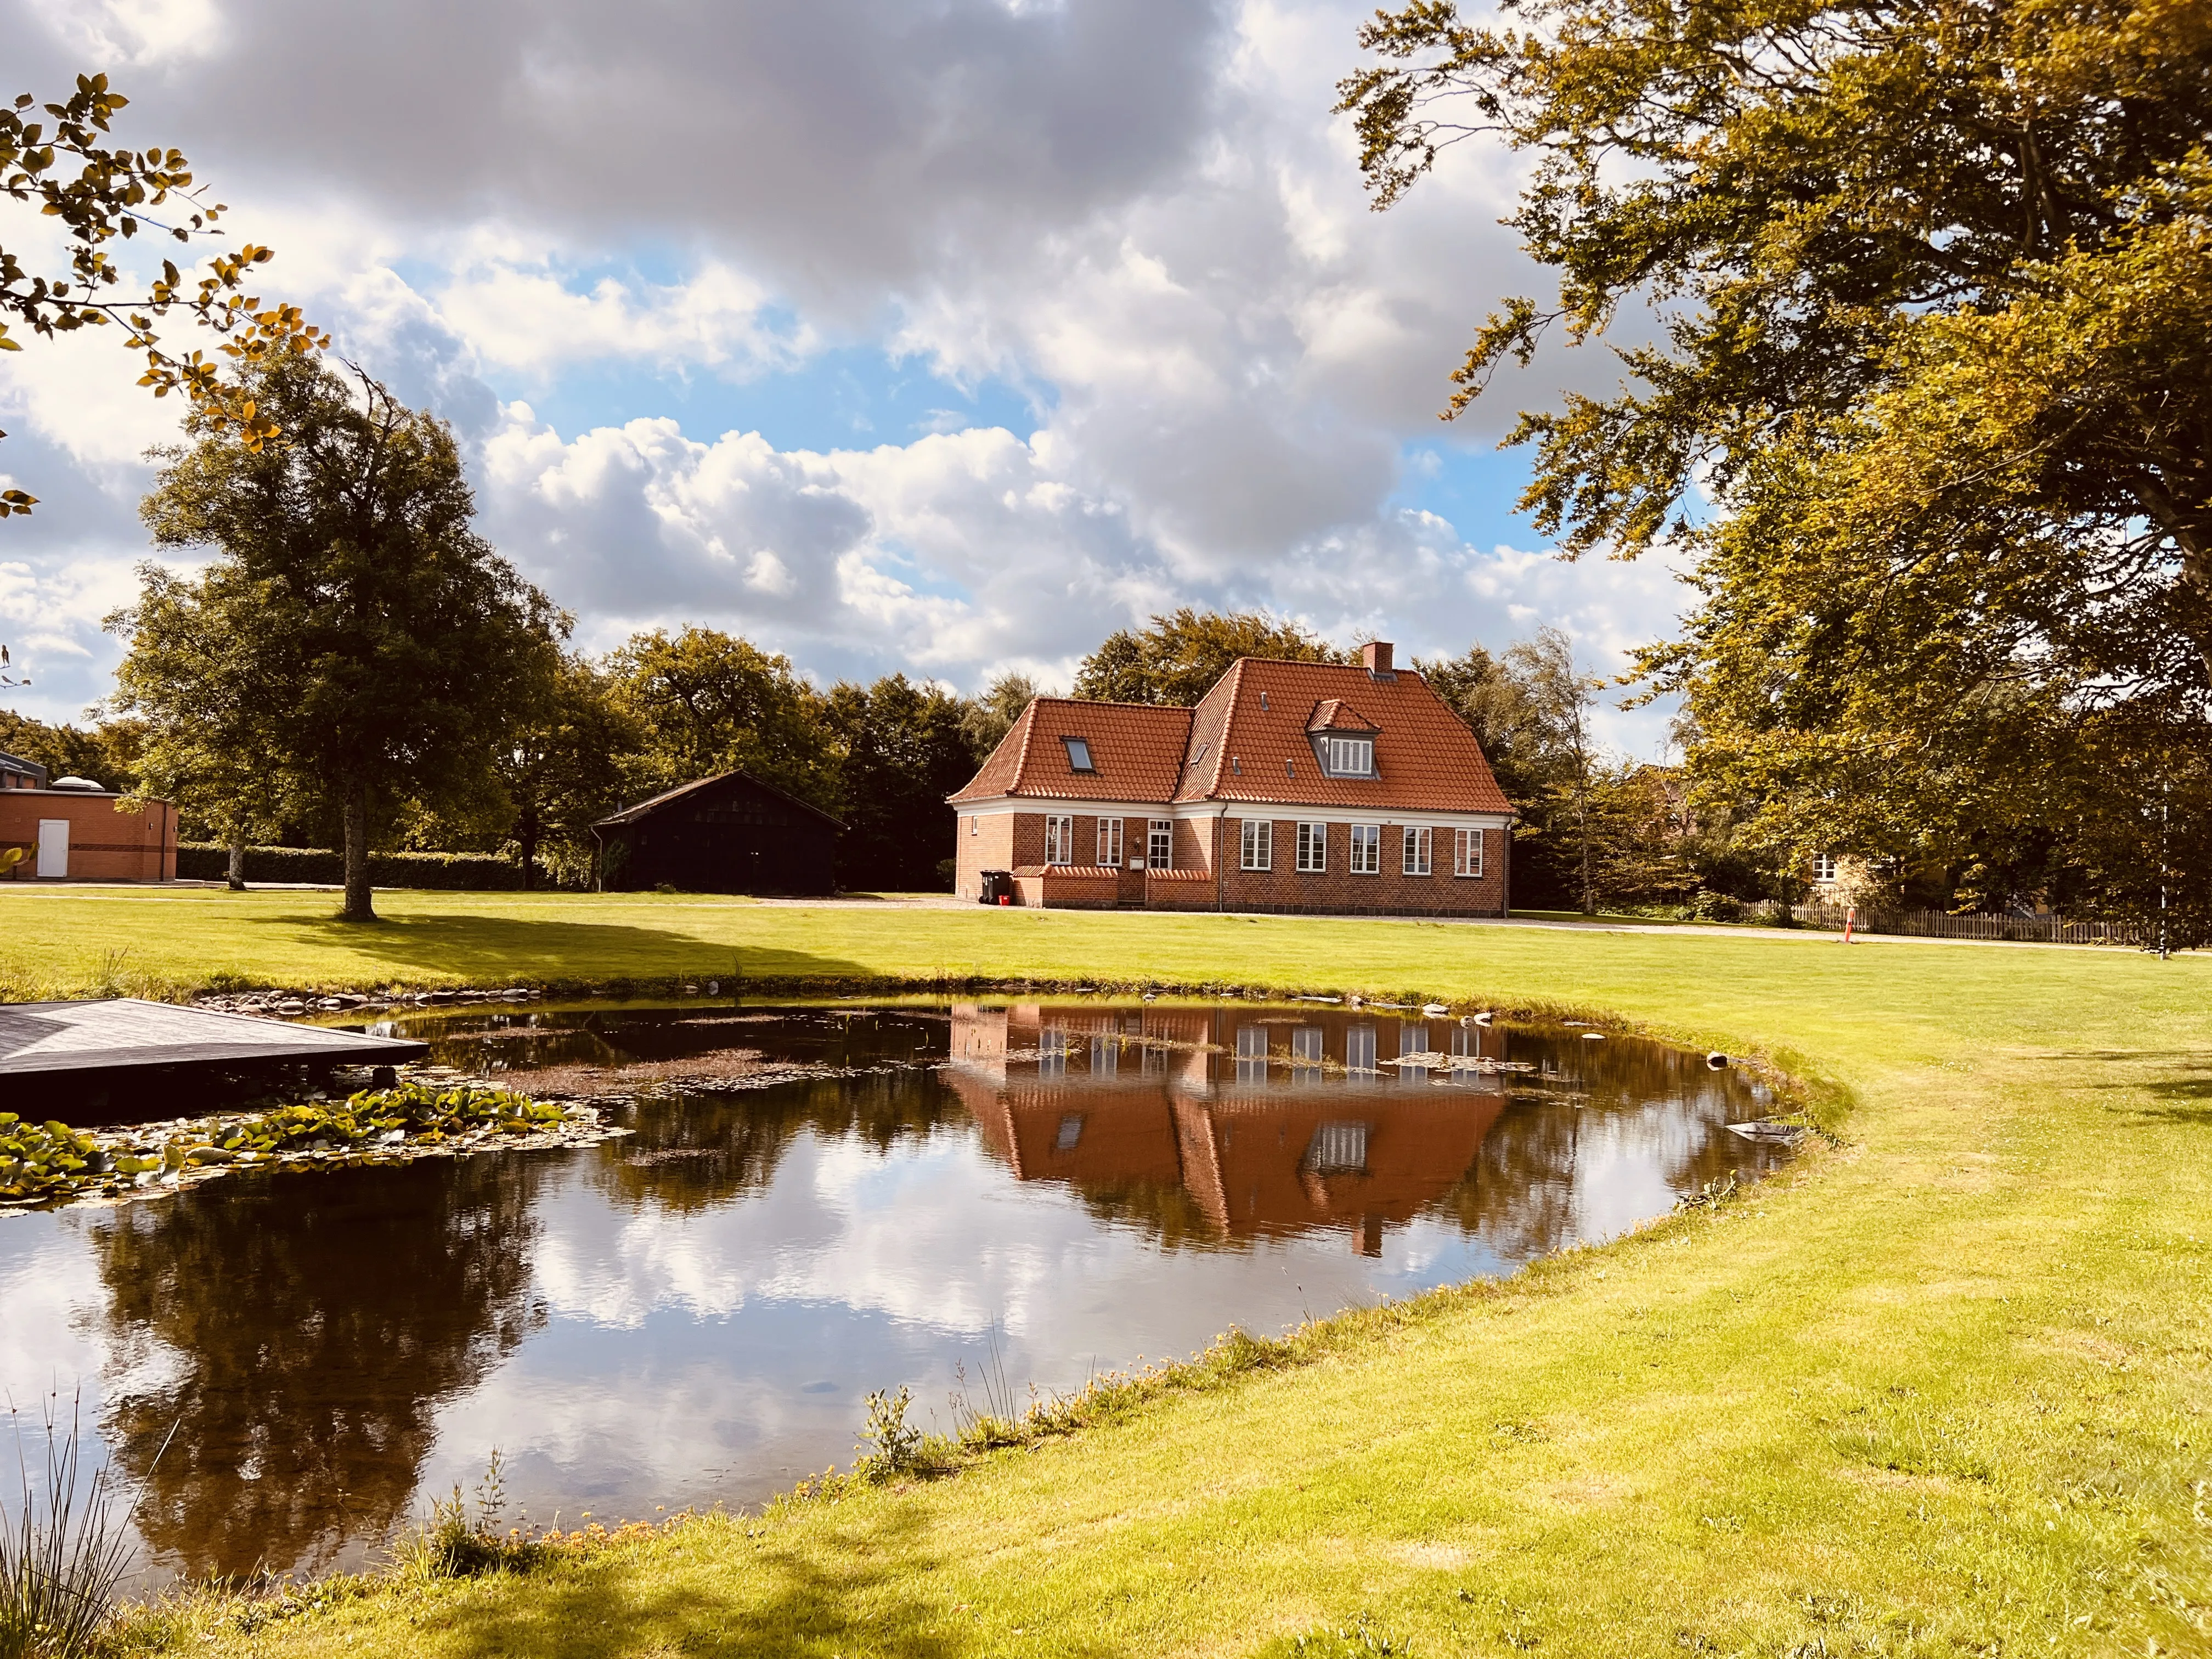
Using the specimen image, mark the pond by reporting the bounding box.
[0,997,1791,1587]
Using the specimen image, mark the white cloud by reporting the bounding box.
[0,0,1692,753]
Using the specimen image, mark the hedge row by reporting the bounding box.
[176,843,526,890]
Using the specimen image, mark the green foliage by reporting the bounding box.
[492,652,641,890]
[394,1452,545,1582]
[119,353,561,922]
[0,1117,109,1204]
[172,844,524,889]
[0,710,140,792]
[0,71,326,520]
[0,1084,562,1206]
[854,1386,929,1482]
[1420,628,1719,910]
[960,670,1038,757]
[603,627,837,809]
[1342,0,2212,934]
[1074,607,1348,705]
[823,674,978,890]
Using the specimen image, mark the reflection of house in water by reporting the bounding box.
[948,1003,1508,1254]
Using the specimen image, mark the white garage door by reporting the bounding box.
[36,820,69,878]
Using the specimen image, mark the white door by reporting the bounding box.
[36,820,68,878]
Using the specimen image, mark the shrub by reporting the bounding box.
[174,844,524,890]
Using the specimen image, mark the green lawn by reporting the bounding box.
[6,888,2208,1656]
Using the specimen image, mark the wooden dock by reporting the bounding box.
[1,998,427,1122]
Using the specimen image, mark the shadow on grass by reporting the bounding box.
[427,1506,1128,1659]
[2056,1051,2212,1121]
[269,911,871,987]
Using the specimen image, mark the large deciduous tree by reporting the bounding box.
[120,354,558,921]
[494,650,642,891]
[1074,608,1348,705]
[603,627,838,810]
[823,674,980,891]
[1344,0,2212,932]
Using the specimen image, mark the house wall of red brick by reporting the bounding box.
[1218,816,1506,917]
[953,810,1015,901]
[957,808,1508,915]
[0,792,177,883]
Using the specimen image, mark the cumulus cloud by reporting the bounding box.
[0,0,1689,753]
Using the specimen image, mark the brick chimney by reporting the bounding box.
[1361,640,1394,675]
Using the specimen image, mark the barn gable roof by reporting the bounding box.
[594,768,844,830]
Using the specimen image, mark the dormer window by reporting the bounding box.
[1321,736,1374,777]
[1062,737,1096,773]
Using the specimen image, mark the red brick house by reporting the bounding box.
[948,642,1515,915]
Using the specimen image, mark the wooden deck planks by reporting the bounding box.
[0,997,427,1077]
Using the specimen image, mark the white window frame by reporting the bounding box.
[1322,736,1373,776]
[1296,822,1327,873]
[1349,823,1381,874]
[1812,853,1838,883]
[1097,817,1124,866]
[1239,818,1272,871]
[1402,825,1432,876]
[1045,814,1075,866]
[1148,820,1173,872]
[1454,827,1485,878]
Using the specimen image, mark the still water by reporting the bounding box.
[0,998,1787,1585]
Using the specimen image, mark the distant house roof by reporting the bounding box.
[949,654,1515,816]
[949,698,1195,804]
[0,749,49,788]
[594,768,844,830]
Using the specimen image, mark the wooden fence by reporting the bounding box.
[1785,904,2152,946]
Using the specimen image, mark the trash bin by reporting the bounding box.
[979,869,1015,906]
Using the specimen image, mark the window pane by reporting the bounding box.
[1149,821,1173,870]
[1345,1024,1377,1074]
[1239,818,1271,871]
[1063,737,1093,771]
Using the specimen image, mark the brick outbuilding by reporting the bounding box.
[0,776,178,882]
[949,642,1515,916]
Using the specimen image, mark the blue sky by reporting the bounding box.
[0,0,1689,757]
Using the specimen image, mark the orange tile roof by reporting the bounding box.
[948,697,1194,803]
[1306,698,1378,733]
[949,656,1515,816]
[1176,658,1514,814]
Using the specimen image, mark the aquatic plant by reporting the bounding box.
[0,1392,158,1659]
[1,1084,585,1207]
[0,1121,114,1205]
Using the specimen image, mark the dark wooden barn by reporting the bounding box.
[591,770,842,895]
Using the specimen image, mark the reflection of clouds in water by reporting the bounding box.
[0,1221,107,1394]
[0,1011,1785,1584]
[1567,1101,1730,1243]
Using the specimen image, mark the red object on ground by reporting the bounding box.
[999,895,1011,906]
[1844,906,1856,944]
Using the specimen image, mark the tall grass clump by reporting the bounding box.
[0,1393,159,1659]
[393,1452,543,1581]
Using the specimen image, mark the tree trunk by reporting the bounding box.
[517,805,539,892]
[341,780,376,922]
[226,836,247,891]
